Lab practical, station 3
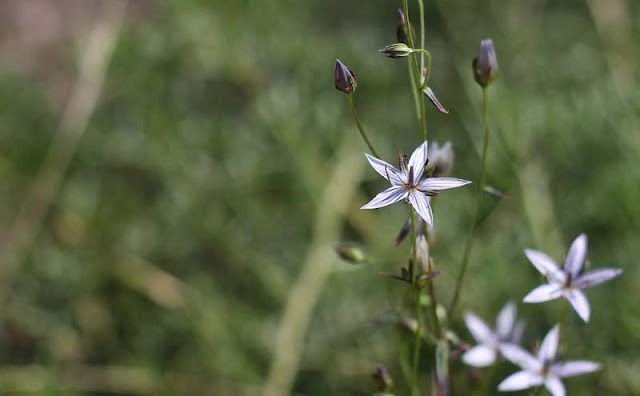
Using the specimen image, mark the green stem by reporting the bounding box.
[449,87,490,316]
[407,61,420,117]
[402,0,427,142]
[418,0,425,73]
[426,279,441,338]
[410,209,422,396]
[347,95,379,157]
[479,361,499,396]
[411,49,432,87]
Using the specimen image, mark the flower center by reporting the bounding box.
[402,166,420,192]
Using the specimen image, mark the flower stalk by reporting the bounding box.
[450,86,491,316]
[347,95,379,158]
[410,208,422,396]
[401,0,427,142]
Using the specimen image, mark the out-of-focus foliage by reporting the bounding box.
[0,0,638,394]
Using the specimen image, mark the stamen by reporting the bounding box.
[398,152,407,173]
[408,166,414,185]
[384,166,392,181]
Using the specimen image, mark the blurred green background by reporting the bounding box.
[0,0,638,394]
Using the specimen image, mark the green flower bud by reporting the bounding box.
[334,243,367,264]
[334,59,357,94]
[472,39,498,87]
[379,43,414,59]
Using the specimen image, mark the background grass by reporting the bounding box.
[0,0,638,394]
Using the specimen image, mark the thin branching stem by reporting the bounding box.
[410,208,423,396]
[418,0,425,72]
[427,278,442,338]
[450,87,490,316]
[347,95,379,157]
[402,0,427,142]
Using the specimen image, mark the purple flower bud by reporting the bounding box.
[379,43,414,59]
[372,365,393,391]
[472,39,498,87]
[396,9,409,44]
[334,59,357,94]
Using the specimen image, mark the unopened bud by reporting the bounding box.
[334,243,367,264]
[334,59,357,94]
[392,219,411,247]
[416,235,430,274]
[372,365,393,391]
[379,43,413,59]
[396,9,409,44]
[427,142,454,177]
[401,316,418,334]
[472,39,498,87]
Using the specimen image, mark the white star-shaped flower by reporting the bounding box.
[463,301,526,367]
[523,234,623,322]
[361,141,471,225]
[498,325,600,396]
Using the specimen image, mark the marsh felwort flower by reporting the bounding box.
[498,325,600,396]
[361,141,471,225]
[463,301,525,367]
[523,234,622,322]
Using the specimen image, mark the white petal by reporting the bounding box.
[552,361,601,378]
[408,192,433,225]
[361,186,407,210]
[498,370,544,392]
[496,301,517,340]
[499,343,541,372]
[511,320,526,344]
[462,344,497,367]
[524,249,564,282]
[464,312,494,344]
[544,376,566,396]
[408,141,428,181]
[538,325,560,363]
[564,234,587,278]
[575,268,622,289]
[419,177,471,191]
[523,284,563,303]
[564,289,590,323]
[365,154,405,185]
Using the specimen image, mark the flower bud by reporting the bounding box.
[334,59,357,94]
[379,43,414,59]
[372,365,393,392]
[472,39,498,87]
[392,219,411,247]
[334,243,367,264]
[416,234,430,274]
[396,9,409,44]
[427,142,454,177]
